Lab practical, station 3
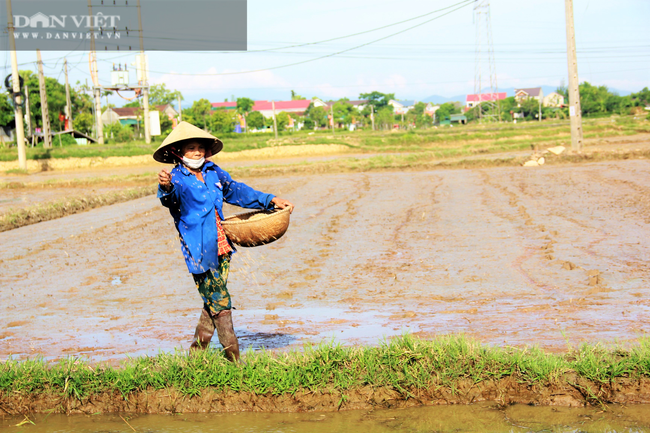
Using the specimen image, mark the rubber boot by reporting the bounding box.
[189,307,215,350]
[214,309,241,363]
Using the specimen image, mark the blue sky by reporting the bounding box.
[2,0,648,106]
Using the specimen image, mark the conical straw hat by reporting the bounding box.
[153,121,224,163]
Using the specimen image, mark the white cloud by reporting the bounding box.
[151,67,291,96]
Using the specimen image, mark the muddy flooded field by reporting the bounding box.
[2,403,650,432]
[1,159,649,361]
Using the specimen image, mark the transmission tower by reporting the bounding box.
[473,0,499,122]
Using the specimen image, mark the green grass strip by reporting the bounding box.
[1,335,649,400]
[1,116,646,162]
[0,185,156,232]
[0,173,157,190]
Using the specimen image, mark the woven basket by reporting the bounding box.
[221,207,291,247]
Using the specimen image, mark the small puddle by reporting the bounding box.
[2,403,649,432]
[234,307,421,352]
[237,329,297,351]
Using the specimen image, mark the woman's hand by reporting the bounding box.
[271,197,294,213]
[158,169,172,191]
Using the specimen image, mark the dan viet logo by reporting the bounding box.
[12,12,122,40]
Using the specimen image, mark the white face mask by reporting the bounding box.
[182,156,205,170]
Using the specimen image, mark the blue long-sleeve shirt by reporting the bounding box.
[158,161,275,274]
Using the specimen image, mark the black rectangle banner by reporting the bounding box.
[1,0,247,51]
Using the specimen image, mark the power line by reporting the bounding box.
[147,1,474,77]
[3,1,473,52]
[226,0,474,54]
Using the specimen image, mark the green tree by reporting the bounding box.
[21,70,67,131]
[291,90,306,100]
[404,102,428,127]
[577,82,622,116]
[520,98,542,120]
[210,110,235,133]
[246,111,265,130]
[303,118,315,129]
[105,122,134,143]
[434,102,460,123]
[187,98,212,130]
[305,104,328,127]
[631,87,650,106]
[72,80,95,116]
[236,97,255,132]
[275,111,290,131]
[0,92,14,127]
[412,102,427,116]
[236,97,254,114]
[160,115,173,136]
[332,101,355,126]
[496,96,517,121]
[359,91,395,110]
[375,107,394,129]
[148,83,183,106]
[74,112,94,135]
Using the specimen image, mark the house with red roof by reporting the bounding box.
[466,92,507,109]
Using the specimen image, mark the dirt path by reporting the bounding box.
[1,160,649,361]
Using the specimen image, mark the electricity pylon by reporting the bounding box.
[473,0,500,122]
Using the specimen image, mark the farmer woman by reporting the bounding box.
[154,122,293,362]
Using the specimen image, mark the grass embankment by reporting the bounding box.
[1,335,650,414]
[0,185,155,233]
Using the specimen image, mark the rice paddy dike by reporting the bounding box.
[2,335,650,414]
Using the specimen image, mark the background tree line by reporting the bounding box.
[3,78,649,146]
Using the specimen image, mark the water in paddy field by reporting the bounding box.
[3,163,650,361]
[2,404,650,432]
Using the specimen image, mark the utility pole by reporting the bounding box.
[565,0,583,152]
[177,95,182,123]
[538,96,542,122]
[330,104,335,134]
[88,0,104,144]
[271,100,278,139]
[371,105,375,131]
[36,50,52,148]
[6,0,26,169]
[137,0,151,144]
[24,84,32,142]
[64,58,72,130]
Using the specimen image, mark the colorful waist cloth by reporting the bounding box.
[216,212,233,256]
[193,253,231,315]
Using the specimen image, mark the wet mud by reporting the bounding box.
[2,375,650,416]
[1,160,649,362]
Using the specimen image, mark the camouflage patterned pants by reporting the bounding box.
[192,253,232,315]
